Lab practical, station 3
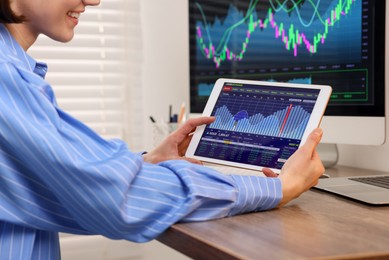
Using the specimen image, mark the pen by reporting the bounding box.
[178,102,186,124]
[169,105,172,123]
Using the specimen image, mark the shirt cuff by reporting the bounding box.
[229,175,282,215]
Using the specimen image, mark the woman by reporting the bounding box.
[0,0,324,259]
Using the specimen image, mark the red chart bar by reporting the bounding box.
[279,104,293,136]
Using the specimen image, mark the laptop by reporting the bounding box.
[314,174,389,205]
[186,78,332,175]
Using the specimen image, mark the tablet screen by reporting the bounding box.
[193,81,321,170]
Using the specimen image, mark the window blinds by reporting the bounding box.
[28,0,142,142]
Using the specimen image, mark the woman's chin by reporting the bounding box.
[49,31,75,43]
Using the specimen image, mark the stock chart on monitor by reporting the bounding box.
[189,0,385,116]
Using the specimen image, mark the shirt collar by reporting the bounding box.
[0,23,48,79]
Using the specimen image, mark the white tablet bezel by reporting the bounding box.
[186,78,332,174]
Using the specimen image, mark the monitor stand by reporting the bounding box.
[317,143,339,168]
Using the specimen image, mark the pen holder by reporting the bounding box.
[152,122,178,147]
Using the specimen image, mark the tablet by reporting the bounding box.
[186,78,332,174]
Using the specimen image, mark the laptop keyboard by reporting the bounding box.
[349,175,389,189]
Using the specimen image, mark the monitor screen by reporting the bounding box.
[189,0,386,140]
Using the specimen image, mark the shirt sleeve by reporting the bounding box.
[0,62,282,243]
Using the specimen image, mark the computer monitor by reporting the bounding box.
[188,0,386,165]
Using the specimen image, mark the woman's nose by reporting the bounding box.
[82,0,100,6]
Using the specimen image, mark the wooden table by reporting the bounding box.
[157,166,389,259]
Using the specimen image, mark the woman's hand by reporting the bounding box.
[262,128,325,207]
[143,116,215,164]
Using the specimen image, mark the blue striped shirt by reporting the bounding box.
[0,24,282,259]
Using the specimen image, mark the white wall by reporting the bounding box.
[60,234,189,260]
[141,0,190,151]
[140,0,389,172]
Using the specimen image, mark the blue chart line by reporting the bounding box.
[267,77,312,85]
[198,83,214,96]
[210,104,311,139]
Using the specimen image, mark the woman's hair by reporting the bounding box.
[0,0,25,23]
